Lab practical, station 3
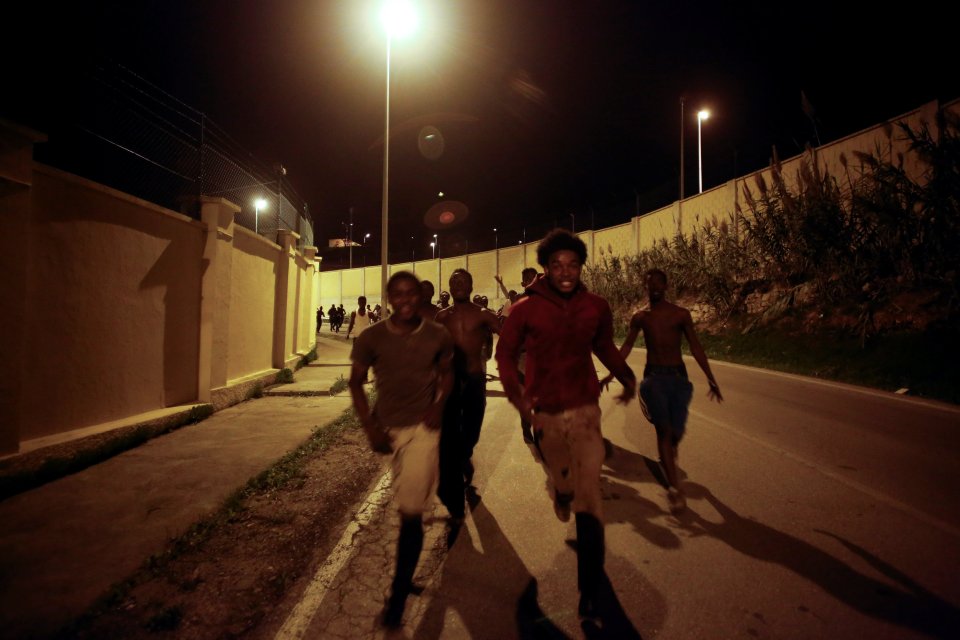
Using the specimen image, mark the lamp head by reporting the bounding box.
[381,0,418,39]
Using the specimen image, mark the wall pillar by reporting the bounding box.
[197,197,239,402]
[0,119,46,455]
[273,229,300,368]
[303,246,319,337]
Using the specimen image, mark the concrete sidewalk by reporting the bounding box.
[0,335,356,639]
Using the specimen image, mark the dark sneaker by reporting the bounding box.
[578,593,600,621]
[667,487,686,514]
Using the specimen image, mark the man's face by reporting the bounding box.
[439,291,450,304]
[420,282,435,302]
[450,272,473,302]
[546,250,581,295]
[388,278,421,321]
[646,274,667,303]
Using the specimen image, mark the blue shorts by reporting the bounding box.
[639,368,693,444]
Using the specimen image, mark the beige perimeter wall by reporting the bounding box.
[0,128,320,453]
[319,98,956,306]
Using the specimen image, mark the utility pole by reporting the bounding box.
[679,96,685,201]
[349,207,354,269]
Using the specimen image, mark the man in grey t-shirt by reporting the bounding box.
[348,270,454,629]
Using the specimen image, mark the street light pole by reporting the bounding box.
[430,241,436,259]
[379,0,418,304]
[680,96,685,201]
[433,233,438,259]
[698,109,710,194]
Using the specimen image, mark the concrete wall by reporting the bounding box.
[318,98,956,307]
[0,122,320,454]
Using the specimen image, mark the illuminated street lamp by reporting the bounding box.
[254,198,267,234]
[379,0,419,298]
[697,109,710,194]
[433,233,438,259]
[430,241,436,259]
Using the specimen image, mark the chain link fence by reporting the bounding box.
[34,62,314,250]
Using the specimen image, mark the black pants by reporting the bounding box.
[437,372,487,516]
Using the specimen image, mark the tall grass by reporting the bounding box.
[585,108,960,336]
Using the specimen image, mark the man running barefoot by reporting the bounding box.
[602,268,723,514]
[348,271,454,628]
[435,268,501,519]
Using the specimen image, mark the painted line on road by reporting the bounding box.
[274,470,393,640]
[690,407,960,540]
[703,357,960,414]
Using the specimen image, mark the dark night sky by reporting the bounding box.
[6,1,959,261]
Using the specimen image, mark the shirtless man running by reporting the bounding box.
[434,268,501,520]
[603,268,722,513]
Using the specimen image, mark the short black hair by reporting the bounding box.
[449,268,473,285]
[386,270,420,294]
[420,280,435,296]
[358,295,367,304]
[521,267,539,281]
[536,229,587,267]
[645,269,667,284]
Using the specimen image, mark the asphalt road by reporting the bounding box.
[274,343,960,639]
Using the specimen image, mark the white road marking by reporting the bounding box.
[274,470,393,640]
[690,407,960,539]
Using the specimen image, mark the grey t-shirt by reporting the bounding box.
[351,318,453,429]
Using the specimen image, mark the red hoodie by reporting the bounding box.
[495,276,635,413]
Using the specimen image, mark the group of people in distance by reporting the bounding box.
[346,228,723,629]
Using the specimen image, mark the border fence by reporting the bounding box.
[33,61,314,249]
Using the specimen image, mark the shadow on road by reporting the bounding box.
[415,492,569,639]
[680,483,960,638]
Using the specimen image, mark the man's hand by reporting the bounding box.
[363,419,393,454]
[599,373,614,391]
[707,379,724,403]
[494,274,503,284]
[615,378,636,405]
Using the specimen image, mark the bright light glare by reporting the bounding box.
[254,198,268,209]
[380,0,418,38]
[430,242,435,247]
[698,109,710,122]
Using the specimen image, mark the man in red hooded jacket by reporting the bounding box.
[495,228,636,621]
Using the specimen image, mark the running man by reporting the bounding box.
[346,295,371,340]
[434,268,501,519]
[496,229,636,621]
[602,268,723,514]
[348,271,454,629]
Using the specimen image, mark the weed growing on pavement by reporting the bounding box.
[247,382,264,400]
[275,368,294,384]
[61,398,374,637]
[297,345,318,370]
[329,374,349,396]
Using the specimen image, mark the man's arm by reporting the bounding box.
[346,311,356,336]
[348,360,392,452]
[494,309,530,418]
[681,310,723,402]
[423,337,455,430]
[600,313,641,390]
[494,274,509,298]
[593,304,636,404]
